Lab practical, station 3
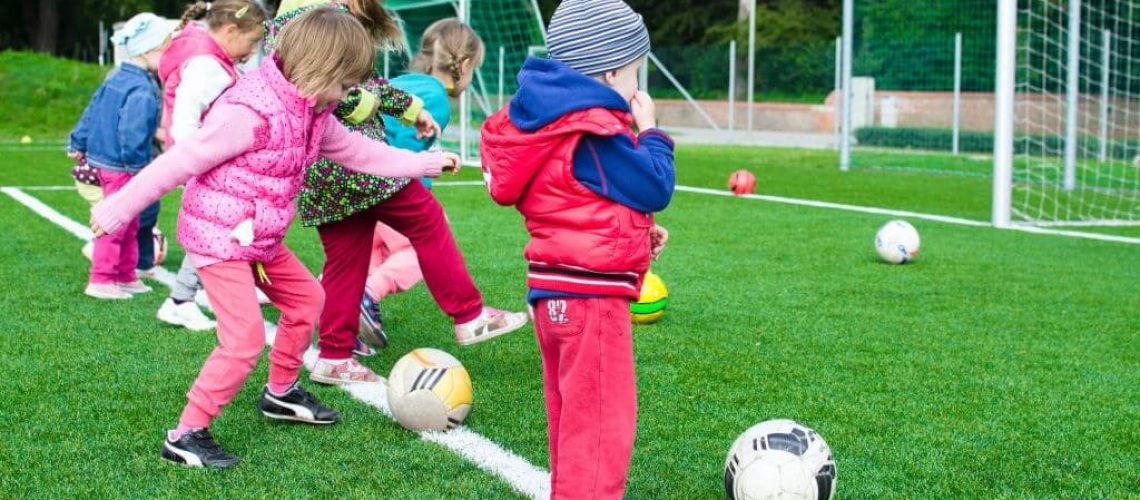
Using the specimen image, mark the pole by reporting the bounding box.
[498,46,506,109]
[383,51,390,79]
[729,40,736,136]
[639,60,648,91]
[953,32,963,155]
[459,0,470,162]
[993,0,1016,228]
[834,36,841,150]
[1098,30,1111,162]
[840,0,854,171]
[98,21,106,67]
[746,0,756,132]
[1063,0,1081,191]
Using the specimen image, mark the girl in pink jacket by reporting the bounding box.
[90,8,457,469]
[154,0,268,332]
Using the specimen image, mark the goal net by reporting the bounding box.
[1013,0,1140,227]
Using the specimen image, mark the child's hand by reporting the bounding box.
[90,213,106,238]
[650,224,669,260]
[630,91,657,132]
[68,150,86,164]
[432,152,461,177]
[415,109,442,139]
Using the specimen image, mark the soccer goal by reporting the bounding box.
[993,0,1140,229]
[386,0,547,164]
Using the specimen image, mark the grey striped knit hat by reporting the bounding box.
[546,0,651,76]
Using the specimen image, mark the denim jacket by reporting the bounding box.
[68,63,161,174]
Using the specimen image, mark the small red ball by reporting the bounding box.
[728,170,756,196]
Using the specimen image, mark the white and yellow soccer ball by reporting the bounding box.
[387,348,473,432]
[723,419,837,500]
[874,220,920,264]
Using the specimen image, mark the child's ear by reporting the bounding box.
[460,57,475,76]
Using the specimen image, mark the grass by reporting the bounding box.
[0,51,108,142]
[1,143,1138,498]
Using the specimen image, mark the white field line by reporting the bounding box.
[674,185,1140,245]
[674,185,992,227]
[1,187,552,500]
[5,182,1138,246]
[6,185,78,191]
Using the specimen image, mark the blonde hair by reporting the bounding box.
[344,0,406,50]
[409,19,484,94]
[179,0,268,32]
[276,7,375,97]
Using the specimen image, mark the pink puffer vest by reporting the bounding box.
[177,56,331,263]
[158,23,239,146]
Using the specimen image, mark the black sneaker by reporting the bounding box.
[257,384,340,424]
[161,429,241,469]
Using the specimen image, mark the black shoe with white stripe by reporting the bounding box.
[161,429,241,469]
[257,384,340,424]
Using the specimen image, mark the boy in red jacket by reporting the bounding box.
[480,1,674,497]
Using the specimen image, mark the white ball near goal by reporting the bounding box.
[875,220,921,264]
[387,348,473,432]
[723,419,837,500]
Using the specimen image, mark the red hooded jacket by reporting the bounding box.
[481,106,653,300]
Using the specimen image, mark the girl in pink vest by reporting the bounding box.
[272,1,528,387]
[91,8,458,469]
[154,0,268,332]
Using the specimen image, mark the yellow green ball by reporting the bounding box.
[631,271,668,324]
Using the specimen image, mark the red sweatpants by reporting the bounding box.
[533,297,638,500]
[316,181,483,359]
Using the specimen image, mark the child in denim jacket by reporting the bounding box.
[69,13,176,300]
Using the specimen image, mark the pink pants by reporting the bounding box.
[177,246,324,429]
[365,223,423,299]
[533,297,638,500]
[89,169,138,284]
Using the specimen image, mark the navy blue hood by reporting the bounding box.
[509,57,631,132]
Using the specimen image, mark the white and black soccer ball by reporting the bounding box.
[723,419,837,500]
[875,220,920,264]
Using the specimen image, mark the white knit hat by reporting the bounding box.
[546,0,651,76]
[111,13,178,57]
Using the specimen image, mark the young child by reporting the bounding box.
[271,2,527,386]
[154,0,268,332]
[69,13,178,300]
[480,0,675,497]
[89,8,458,468]
[354,18,486,353]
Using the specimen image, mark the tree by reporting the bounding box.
[23,0,60,53]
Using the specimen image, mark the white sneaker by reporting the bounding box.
[86,283,132,300]
[136,267,157,279]
[157,298,216,331]
[118,280,153,294]
[454,307,529,346]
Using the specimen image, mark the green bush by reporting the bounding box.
[855,127,1140,161]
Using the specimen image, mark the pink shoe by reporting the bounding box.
[85,283,131,300]
[117,280,153,294]
[308,357,381,385]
